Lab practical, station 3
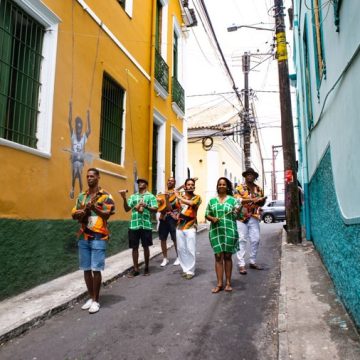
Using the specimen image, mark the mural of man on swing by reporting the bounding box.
[68,102,91,199]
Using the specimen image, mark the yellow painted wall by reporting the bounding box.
[0,0,154,220]
[152,0,184,183]
[188,139,245,222]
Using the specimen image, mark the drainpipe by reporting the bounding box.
[148,0,157,190]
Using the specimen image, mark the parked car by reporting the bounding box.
[261,200,286,223]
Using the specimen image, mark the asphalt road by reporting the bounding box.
[0,223,283,360]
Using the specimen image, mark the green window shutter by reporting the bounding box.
[99,74,124,164]
[155,0,162,51]
[0,1,12,139]
[0,0,44,148]
[173,32,178,79]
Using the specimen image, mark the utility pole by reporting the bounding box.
[242,52,251,169]
[274,0,301,244]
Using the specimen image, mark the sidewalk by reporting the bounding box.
[0,225,208,344]
[1,226,360,360]
[278,230,360,360]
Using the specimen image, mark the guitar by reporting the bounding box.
[79,192,103,225]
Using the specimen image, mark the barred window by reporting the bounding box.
[99,74,125,164]
[0,0,45,148]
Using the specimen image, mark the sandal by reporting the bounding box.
[224,285,233,292]
[211,286,223,294]
[239,266,247,275]
[143,268,150,276]
[127,269,140,278]
[249,263,263,270]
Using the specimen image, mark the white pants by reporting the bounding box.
[236,217,260,267]
[176,228,196,275]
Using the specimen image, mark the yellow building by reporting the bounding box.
[187,100,264,222]
[0,0,197,299]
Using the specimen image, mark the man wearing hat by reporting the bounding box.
[119,178,158,277]
[235,167,267,274]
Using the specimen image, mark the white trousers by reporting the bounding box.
[176,228,196,275]
[236,217,260,267]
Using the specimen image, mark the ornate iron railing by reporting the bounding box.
[171,76,185,113]
[155,49,168,92]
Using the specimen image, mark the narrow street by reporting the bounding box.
[0,223,283,360]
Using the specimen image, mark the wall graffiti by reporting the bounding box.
[68,102,91,199]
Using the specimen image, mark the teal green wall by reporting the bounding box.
[309,149,360,327]
[0,219,129,300]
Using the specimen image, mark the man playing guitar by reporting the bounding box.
[235,168,266,275]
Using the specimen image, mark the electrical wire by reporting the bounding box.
[196,0,243,108]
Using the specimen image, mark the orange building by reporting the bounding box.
[0,0,197,299]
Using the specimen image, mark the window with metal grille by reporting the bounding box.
[0,0,45,148]
[173,31,178,79]
[99,74,124,164]
[155,0,163,52]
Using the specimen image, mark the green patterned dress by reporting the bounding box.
[205,196,240,254]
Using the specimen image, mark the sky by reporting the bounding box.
[185,0,295,198]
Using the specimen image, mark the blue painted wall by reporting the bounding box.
[309,148,360,326]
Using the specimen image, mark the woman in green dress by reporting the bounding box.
[205,177,241,293]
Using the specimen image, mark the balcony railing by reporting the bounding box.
[155,49,169,92]
[171,76,185,113]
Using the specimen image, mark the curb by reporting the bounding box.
[0,225,208,344]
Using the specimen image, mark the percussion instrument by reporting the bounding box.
[156,193,168,212]
[156,190,184,212]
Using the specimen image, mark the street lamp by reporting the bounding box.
[227,25,274,32]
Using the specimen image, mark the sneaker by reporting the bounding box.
[173,258,180,266]
[160,258,169,267]
[81,298,93,310]
[185,274,194,280]
[88,301,100,314]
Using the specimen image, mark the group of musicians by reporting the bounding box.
[72,167,265,313]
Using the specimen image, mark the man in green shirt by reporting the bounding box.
[120,178,158,276]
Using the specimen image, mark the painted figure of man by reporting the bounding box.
[69,102,91,199]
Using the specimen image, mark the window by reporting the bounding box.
[99,74,125,164]
[303,20,313,129]
[173,31,178,79]
[0,0,59,156]
[172,139,176,177]
[155,0,163,52]
[152,123,159,195]
[0,0,44,148]
[312,0,326,87]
